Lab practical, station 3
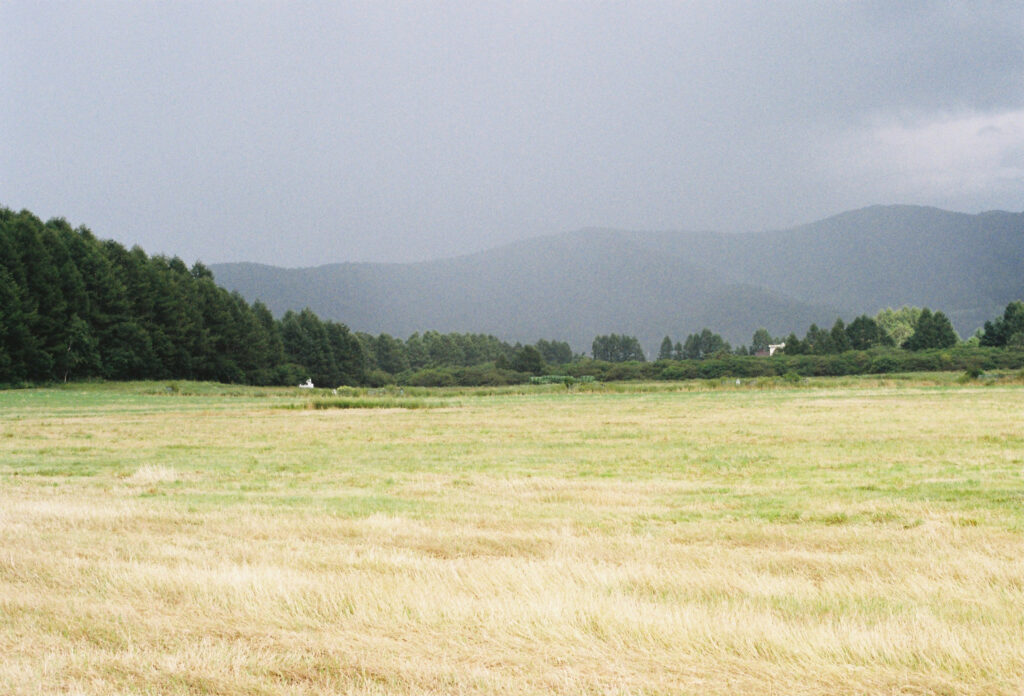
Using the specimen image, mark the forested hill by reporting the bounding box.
[212,205,1024,351]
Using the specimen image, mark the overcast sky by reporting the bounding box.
[3,1,1023,266]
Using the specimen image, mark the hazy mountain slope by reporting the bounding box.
[698,206,1024,329]
[212,205,1024,353]
[213,234,838,352]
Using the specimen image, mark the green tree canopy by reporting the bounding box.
[681,329,730,360]
[903,308,959,351]
[875,306,922,348]
[780,332,804,355]
[980,301,1024,348]
[0,206,373,386]
[658,336,674,361]
[830,319,852,353]
[512,345,545,374]
[535,339,573,365]
[592,334,646,362]
[803,323,834,355]
[845,315,893,350]
[750,328,774,354]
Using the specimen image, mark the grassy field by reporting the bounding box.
[2,375,1023,695]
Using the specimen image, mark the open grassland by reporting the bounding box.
[2,375,1023,695]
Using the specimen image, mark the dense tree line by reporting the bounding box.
[654,330,733,360]
[3,206,1022,386]
[386,301,1023,384]
[0,207,576,386]
[354,331,572,375]
[0,208,368,385]
[561,345,1024,384]
[648,307,964,364]
[355,331,572,383]
[779,308,957,355]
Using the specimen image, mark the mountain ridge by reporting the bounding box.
[211,205,1024,353]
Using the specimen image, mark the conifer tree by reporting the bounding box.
[658,336,674,361]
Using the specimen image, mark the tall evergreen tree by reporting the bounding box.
[280,309,339,386]
[325,321,366,386]
[804,323,834,355]
[10,212,63,378]
[749,328,773,354]
[980,301,1024,348]
[780,332,805,355]
[65,229,131,377]
[904,308,958,350]
[830,319,852,353]
[374,333,409,375]
[681,332,702,360]
[0,267,35,381]
[658,336,674,361]
[405,332,429,370]
[845,315,892,350]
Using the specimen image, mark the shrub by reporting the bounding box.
[404,369,457,387]
[454,367,524,386]
[566,359,611,378]
[697,361,727,379]
[658,363,698,381]
[365,369,395,387]
[869,355,898,374]
[602,363,645,382]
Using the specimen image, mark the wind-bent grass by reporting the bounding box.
[1,377,1023,694]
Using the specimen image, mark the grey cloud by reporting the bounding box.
[2,1,1022,266]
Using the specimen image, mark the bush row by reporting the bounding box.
[364,347,1024,387]
[576,347,1024,382]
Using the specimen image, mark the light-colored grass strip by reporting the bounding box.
[1,379,1023,694]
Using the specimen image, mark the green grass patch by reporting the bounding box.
[293,397,448,410]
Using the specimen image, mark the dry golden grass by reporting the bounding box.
[1,378,1023,694]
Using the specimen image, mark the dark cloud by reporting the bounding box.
[2,1,1022,266]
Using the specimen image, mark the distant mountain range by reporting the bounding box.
[211,205,1024,354]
